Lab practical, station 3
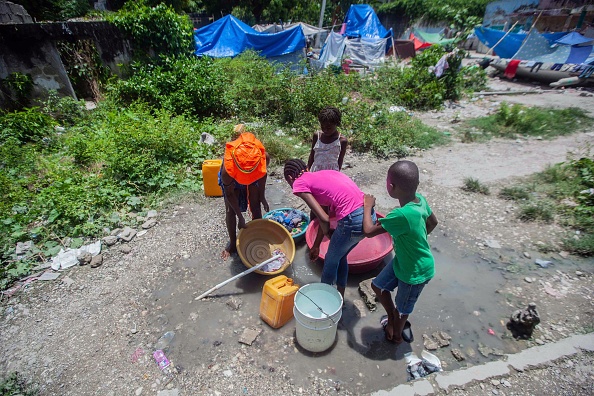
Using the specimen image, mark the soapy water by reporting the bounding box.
[259,248,287,272]
[296,289,342,319]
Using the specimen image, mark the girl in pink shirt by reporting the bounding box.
[284,159,375,298]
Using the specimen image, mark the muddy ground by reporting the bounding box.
[1,75,593,396]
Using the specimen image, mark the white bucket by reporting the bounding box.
[293,283,343,353]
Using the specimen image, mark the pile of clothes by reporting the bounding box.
[405,351,442,381]
[266,209,308,235]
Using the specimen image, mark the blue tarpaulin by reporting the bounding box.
[555,32,594,46]
[194,15,305,58]
[343,4,392,39]
[474,27,567,59]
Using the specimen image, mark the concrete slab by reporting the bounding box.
[372,333,594,395]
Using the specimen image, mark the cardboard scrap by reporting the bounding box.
[239,327,262,346]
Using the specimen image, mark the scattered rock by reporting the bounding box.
[121,245,132,254]
[423,334,438,350]
[575,271,584,277]
[135,387,143,395]
[103,236,118,246]
[147,210,158,219]
[77,252,92,266]
[142,219,158,229]
[502,380,511,388]
[110,228,122,237]
[524,277,533,283]
[492,389,499,395]
[223,370,233,377]
[451,348,465,361]
[16,240,34,256]
[478,343,494,357]
[432,331,450,347]
[491,379,500,386]
[485,239,501,249]
[535,338,545,345]
[358,279,376,311]
[118,226,137,242]
[90,254,103,268]
[156,389,179,396]
[226,297,242,311]
[558,251,569,259]
[62,276,75,287]
[535,259,553,268]
[523,252,531,259]
[239,327,262,346]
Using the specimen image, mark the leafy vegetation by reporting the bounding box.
[502,157,594,256]
[465,103,593,141]
[462,177,490,195]
[0,372,37,396]
[0,72,33,112]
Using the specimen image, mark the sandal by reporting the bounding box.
[402,320,414,343]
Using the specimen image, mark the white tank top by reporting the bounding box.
[311,132,341,172]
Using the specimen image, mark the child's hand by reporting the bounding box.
[364,194,376,208]
[261,198,269,213]
[238,215,246,229]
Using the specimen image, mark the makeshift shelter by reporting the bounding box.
[314,5,392,70]
[194,15,305,59]
[474,26,568,59]
[253,22,326,37]
[513,29,594,64]
[407,28,456,50]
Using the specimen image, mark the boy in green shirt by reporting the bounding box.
[363,160,438,344]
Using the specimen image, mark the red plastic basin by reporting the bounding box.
[305,213,393,274]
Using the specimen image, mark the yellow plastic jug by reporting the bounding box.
[260,275,299,329]
[202,159,223,197]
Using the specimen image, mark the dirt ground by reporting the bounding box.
[1,77,593,396]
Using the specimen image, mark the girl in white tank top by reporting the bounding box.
[307,106,347,172]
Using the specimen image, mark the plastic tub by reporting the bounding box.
[237,219,295,275]
[293,283,343,353]
[263,208,310,241]
[305,212,393,273]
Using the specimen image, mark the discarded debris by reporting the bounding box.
[423,334,438,350]
[226,297,242,311]
[38,271,60,281]
[239,327,262,346]
[50,240,102,270]
[535,259,553,268]
[358,279,376,311]
[451,348,465,361]
[432,331,451,347]
[507,302,540,339]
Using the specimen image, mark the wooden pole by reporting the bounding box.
[486,21,519,56]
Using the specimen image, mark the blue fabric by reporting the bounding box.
[372,263,429,316]
[555,32,594,46]
[343,4,392,39]
[513,30,571,63]
[194,15,306,58]
[321,207,375,288]
[474,27,568,59]
[567,45,594,64]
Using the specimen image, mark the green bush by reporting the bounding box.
[499,186,530,201]
[41,90,87,126]
[462,177,490,194]
[0,108,56,144]
[109,56,227,117]
[0,72,33,111]
[518,201,554,222]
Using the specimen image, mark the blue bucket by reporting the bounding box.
[263,208,310,241]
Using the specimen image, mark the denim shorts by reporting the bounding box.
[372,262,429,316]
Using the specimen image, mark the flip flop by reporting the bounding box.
[380,315,397,343]
[402,320,414,343]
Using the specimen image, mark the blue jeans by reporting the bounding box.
[372,262,429,316]
[321,207,375,288]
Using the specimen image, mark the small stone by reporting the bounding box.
[226,297,242,311]
[77,252,92,266]
[524,277,533,283]
[103,236,118,246]
[239,327,262,346]
[491,379,500,386]
[492,389,499,395]
[358,279,376,311]
[135,387,143,395]
[485,239,501,249]
[535,338,545,345]
[480,383,485,390]
[535,259,553,268]
[575,271,584,277]
[223,370,233,377]
[90,254,103,268]
[147,210,158,219]
[156,389,179,396]
[121,245,132,254]
[451,348,465,361]
[118,226,137,242]
[432,331,450,347]
[558,251,569,258]
[62,276,75,287]
[523,252,531,259]
[142,219,157,229]
[16,240,34,255]
[423,334,438,350]
[472,310,481,316]
[502,380,511,388]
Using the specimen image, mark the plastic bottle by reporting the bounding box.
[154,331,175,352]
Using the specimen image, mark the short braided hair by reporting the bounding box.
[284,159,307,181]
[318,106,341,126]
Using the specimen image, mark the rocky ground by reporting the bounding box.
[1,76,593,396]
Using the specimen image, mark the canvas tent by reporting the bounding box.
[408,28,456,50]
[253,22,326,37]
[314,4,391,70]
[194,15,305,58]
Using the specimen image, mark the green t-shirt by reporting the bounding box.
[378,193,434,285]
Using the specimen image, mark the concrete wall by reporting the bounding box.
[0,21,132,104]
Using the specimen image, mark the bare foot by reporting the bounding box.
[221,242,237,260]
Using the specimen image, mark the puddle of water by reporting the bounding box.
[149,183,516,393]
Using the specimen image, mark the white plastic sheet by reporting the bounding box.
[50,241,102,270]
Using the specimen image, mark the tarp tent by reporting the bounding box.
[194,15,305,58]
[408,28,456,50]
[474,27,567,59]
[342,4,392,39]
[314,4,391,70]
[513,29,594,64]
[554,32,594,46]
[253,22,326,37]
